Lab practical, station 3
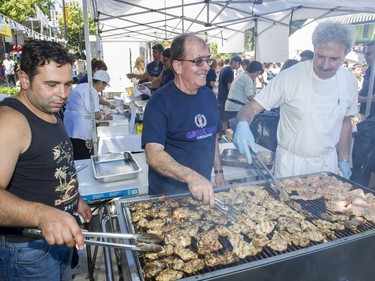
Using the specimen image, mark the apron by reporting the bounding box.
[274,67,347,178]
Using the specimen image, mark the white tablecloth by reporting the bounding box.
[98,134,143,154]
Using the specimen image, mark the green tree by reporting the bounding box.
[0,0,52,23]
[58,2,96,52]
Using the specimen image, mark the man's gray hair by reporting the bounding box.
[312,22,356,53]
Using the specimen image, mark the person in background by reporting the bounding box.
[2,53,16,87]
[64,70,113,160]
[77,58,115,109]
[0,40,92,281]
[342,61,349,69]
[299,49,314,61]
[233,22,358,179]
[205,58,217,90]
[358,41,375,119]
[127,44,164,95]
[131,56,145,85]
[150,48,175,88]
[217,55,242,130]
[142,34,225,207]
[224,60,263,123]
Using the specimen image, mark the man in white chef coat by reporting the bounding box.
[233,22,358,179]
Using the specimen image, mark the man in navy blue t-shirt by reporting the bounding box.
[142,34,225,207]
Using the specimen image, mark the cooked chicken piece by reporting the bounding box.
[163,199,180,209]
[203,209,228,225]
[304,229,326,242]
[268,231,290,252]
[182,259,205,274]
[131,209,150,222]
[179,196,200,206]
[163,256,185,271]
[129,201,153,211]
[204,251,239,267]
[144,260,166,279]
[228,233,259,259]
[255,218,276,235]
[165,232,192,247]
[155,268,184,281]
[173,207,201,221]
[142,218,167,229]
[344,217,363,231]
[197,221,216,232]
[251,233,270,248]
[144,244,174,261]
[290,231,310,247]
[290,189,321,200]
[326,200,349,213]
[173,246,198,261]
[196,229,223,255]
[320,213,350,223]
[313,219,345,231]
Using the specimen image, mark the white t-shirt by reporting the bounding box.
[3,59,15,75]
[64,83,100,140]
[225,72,255,112]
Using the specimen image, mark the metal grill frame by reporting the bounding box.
[113,174,375,281]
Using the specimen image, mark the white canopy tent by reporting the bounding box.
[81,0,375,153]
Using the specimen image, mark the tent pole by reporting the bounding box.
[82,0,98,155]
[254,18,258,60]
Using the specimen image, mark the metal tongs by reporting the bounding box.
[23,228,163,253]
[214,197,240,223]
[251,152,289,201]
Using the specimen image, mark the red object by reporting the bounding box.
[17,45,22,52]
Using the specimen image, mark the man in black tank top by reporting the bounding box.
[0,40,92,281]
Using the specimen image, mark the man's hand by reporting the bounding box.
[233,121,257,164]
[126,73,135,79]
[186,173,215,208]
[338,160,352,179]
[36,205,85,250]
[77,197,92,223]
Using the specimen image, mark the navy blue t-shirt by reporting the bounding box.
[359,65,375,117]
[139,60,164,87]
[218,66,234,107]
[161,69,175,86]
[205,67,217,90]
[142,81,220,195]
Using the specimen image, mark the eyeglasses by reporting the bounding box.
[179,56,213,67]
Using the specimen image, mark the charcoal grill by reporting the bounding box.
[105,173,375,281]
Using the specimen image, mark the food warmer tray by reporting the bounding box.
[111,173,375,281]
[91,151,142,183]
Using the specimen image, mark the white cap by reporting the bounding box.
[93,70,110,85]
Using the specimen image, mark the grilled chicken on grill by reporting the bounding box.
[183,259,205,274]
[163,256,185,271]
[155,268,184,281]
[204,251,239,267]
[173,246,198,261]
[196,229,223,255]
[144,260,166,279]
[129,201,153,211]
[268,230,291,252]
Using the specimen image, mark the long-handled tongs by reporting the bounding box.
[251,152,288,201]
[214,197,240,223]
[23,228,163,253]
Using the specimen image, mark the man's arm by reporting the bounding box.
[127,71,150,81]
[0,106,86,249]
[237,99,265,123]
[145,142,215,207]
[337,116,353,162]
[358,94,375,103]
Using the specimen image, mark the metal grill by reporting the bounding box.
[114,173,375,281]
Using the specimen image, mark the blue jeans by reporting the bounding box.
[0,237,73,281]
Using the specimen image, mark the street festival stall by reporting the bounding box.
[77,1,375,280]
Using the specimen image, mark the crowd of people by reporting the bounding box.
[0,21,374,280]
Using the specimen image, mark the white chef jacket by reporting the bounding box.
[64,83,100,140]
[254,61,358,178]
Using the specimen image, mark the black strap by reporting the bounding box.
[227,98,246,106]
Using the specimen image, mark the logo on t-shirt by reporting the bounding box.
[186,114,217,140]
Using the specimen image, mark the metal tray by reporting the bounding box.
[220,148,275,169]
[91,152,142,183]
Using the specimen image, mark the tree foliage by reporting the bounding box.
[58,2,96,52]
[0,0,52,23]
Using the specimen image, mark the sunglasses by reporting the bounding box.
[179,56,213,67]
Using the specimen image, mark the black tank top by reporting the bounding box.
[1,98,79,215]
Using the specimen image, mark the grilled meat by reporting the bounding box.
[196,229,223,255]
[204,251,239,267]
[183,259,205,274]
[163,256,185,271]
[155,268,184,281]
[173,246,198,261]
[144,260,166,279]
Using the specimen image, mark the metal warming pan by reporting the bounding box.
[108,173,375,281]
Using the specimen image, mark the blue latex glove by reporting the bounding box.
[232,121,257,164]
[338,160,352,179]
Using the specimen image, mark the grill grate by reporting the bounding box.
[117,173,375,281]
